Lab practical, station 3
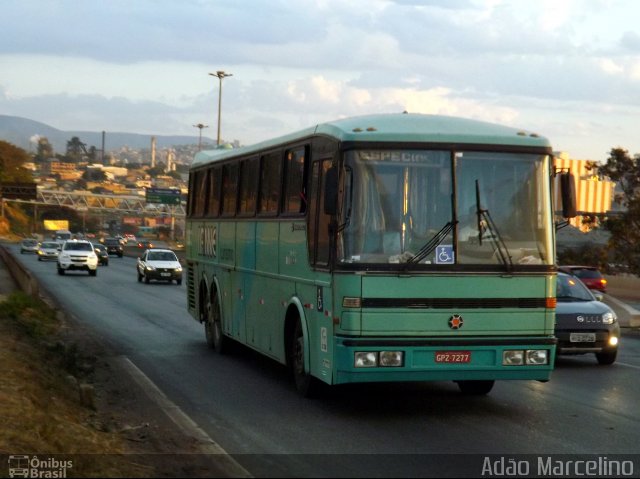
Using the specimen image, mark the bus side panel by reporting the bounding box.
[218,221,241,341]
[234,222,255,345]
[252,222,283,360]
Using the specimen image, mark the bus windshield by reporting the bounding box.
[337,149,553,267]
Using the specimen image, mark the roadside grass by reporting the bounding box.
[0,292,153,477]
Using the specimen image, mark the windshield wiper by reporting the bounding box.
[404,221,457,268]
[475,180,513,271]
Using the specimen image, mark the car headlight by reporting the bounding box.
[175,266,182,272]
[146,265,156,271]
[60,253,70,261]
[602,311,616,325]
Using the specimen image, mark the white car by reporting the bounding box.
[37,241,61,261]
[136,249,182,284]
[57,240,99,276]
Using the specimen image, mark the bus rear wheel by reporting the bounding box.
[204,291,229,354]
[456,380,494,395]
[289,319,322,398]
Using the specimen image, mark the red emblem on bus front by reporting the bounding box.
[449,314,463,329]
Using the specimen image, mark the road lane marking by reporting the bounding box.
[115,356,252,478]
[616,361,640,370]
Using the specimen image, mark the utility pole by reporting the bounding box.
[193,123,209,150]
[209,71,233,145]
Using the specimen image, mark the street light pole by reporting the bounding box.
[193,123,209,150]
[209,71,232,145]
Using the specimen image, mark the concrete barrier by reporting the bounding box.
[0,245,38,297]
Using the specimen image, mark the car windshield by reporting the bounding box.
[41,242,58,248]
[23,240,38,245]
[557,274,594,302]
[148,252,177,261]
[65,242,93,251]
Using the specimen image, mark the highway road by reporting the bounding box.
[9,245,640,477]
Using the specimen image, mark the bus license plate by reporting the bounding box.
[570,333,596,343]
[435,351,471,363]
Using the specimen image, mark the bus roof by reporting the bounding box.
[192,113,551,168]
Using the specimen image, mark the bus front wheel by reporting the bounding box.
[290,319,322,398]
[456,380,494,395]
[204,291,229,354]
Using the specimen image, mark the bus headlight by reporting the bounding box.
[354,352,378,368]
[525,349,548,365]
[502,350,524,365]
[379,351,404,367]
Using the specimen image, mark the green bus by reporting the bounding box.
[186,113,575,396]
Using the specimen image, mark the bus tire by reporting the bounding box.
[205,290,229,354]
[456,380,494,395]
[290,318,322,398]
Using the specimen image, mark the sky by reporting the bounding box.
[1,0,640,162]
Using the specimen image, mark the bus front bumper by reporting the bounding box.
[333,336,556,384]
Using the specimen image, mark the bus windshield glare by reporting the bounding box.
[338,149,553,267]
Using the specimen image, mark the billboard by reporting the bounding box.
[44,220,70,231]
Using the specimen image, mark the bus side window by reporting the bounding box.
[258,152,282,215]
[221,163,239,216]
[308,159,332,267]
[206,167,221,217]
[193,170,208,217]
[238,157,259,216]
[284,146,308,215]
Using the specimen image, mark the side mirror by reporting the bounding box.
[323,166,338,215]
[594,293,604,302]
[559,172,577,218]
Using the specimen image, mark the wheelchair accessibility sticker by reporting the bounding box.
[435,245,454,264]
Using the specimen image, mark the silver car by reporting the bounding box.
[37,241,61,261]
[20,239,40,254]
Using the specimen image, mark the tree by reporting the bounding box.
[0,141,34,183]
[82,169,107,182]
[146,165,166,178]
[596,147,640,274]
[35,137,54,162]
[66,136,87,162]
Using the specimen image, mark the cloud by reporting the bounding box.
[621,31,640,51]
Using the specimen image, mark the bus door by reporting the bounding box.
[296,158,334,382]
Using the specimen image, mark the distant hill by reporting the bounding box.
[0,115,215,152]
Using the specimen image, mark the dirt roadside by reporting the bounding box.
[0,257,247,478]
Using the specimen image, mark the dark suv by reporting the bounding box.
[103,237,124,257]
[558,266,607,293]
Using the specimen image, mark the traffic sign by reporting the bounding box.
[145,187,181,205]
[0,182,37,200]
